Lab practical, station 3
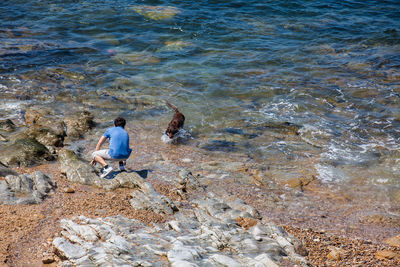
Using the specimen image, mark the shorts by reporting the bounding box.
[92,149,128,162]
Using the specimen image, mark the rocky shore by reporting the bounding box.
[1,108,400,266]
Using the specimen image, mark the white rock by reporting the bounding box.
[210,254,241,267]
[168,220,182,232]
[251,253,279,267]
[167,240,201,263]
[61,219,99,242]
[171,260,199,267]
[275,236,292,248]
[53,237,86,260]
[242,238,260,253]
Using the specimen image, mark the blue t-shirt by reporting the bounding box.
[103,126,132,159]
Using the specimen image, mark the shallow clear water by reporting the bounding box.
[1,1,399,192]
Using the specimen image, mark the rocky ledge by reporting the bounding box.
[0,165,55,205]
[48,151,308,266]
[0,143,310,266]
[52,179,308,267]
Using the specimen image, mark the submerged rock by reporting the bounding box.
[384,234,400,247]
[0,133,7,142]
[112,51,160,65]
[157,41,193,52]
[260,121,301,135]
[49,68,85,80]
[375,250,400,261]
[0,39,61,56]
[0,119,16,133]
[0,162,18,177]
[131,5,180,20]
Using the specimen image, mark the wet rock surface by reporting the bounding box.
[63,111,94,141]
[24,106,95,143]
[0,106,96,168]
[0,119,16,133]
[0,138,54,167]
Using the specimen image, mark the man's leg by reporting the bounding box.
[91,150,111,168]
[92,150,114,178]
[94,155,108,167]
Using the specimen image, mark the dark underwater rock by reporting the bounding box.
[0,119,16,133]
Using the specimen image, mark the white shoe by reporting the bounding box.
[100,166,113,178]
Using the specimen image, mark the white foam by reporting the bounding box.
[315,164,347,182]
[299,124,332,148]
[0,102,23,110]
[161,128,191,144]
[375,178,389,184]
[321,143,357,163]
[161,133,175,144]
[259,100,299,121]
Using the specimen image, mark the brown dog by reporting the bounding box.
[165,101,185,139]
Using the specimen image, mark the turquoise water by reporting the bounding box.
[1,1,399,188]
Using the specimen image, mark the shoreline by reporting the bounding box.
[1,155,399,266]
[0,118,399,266]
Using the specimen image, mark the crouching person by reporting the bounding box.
[91,116,132,178]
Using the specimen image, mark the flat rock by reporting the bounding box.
[130,182,178,214]
[0,171,55,204]
[52,193,309,266]
[58,149,145,190]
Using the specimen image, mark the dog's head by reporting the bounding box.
[166,121,179,138]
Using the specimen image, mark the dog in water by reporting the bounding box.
[162,101,185,143]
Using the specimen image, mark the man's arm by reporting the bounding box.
[95,136,107,151]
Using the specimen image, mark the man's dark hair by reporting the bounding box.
[114,117,126,128]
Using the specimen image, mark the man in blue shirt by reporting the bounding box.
[90,117,132,178]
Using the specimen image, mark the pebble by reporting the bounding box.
[375,250,400,260]
[383,235,400,247]
[64,188,75,193]
[327,249,341,261]
[42,256,55,264]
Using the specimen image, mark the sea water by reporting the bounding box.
[1,0,399,202]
